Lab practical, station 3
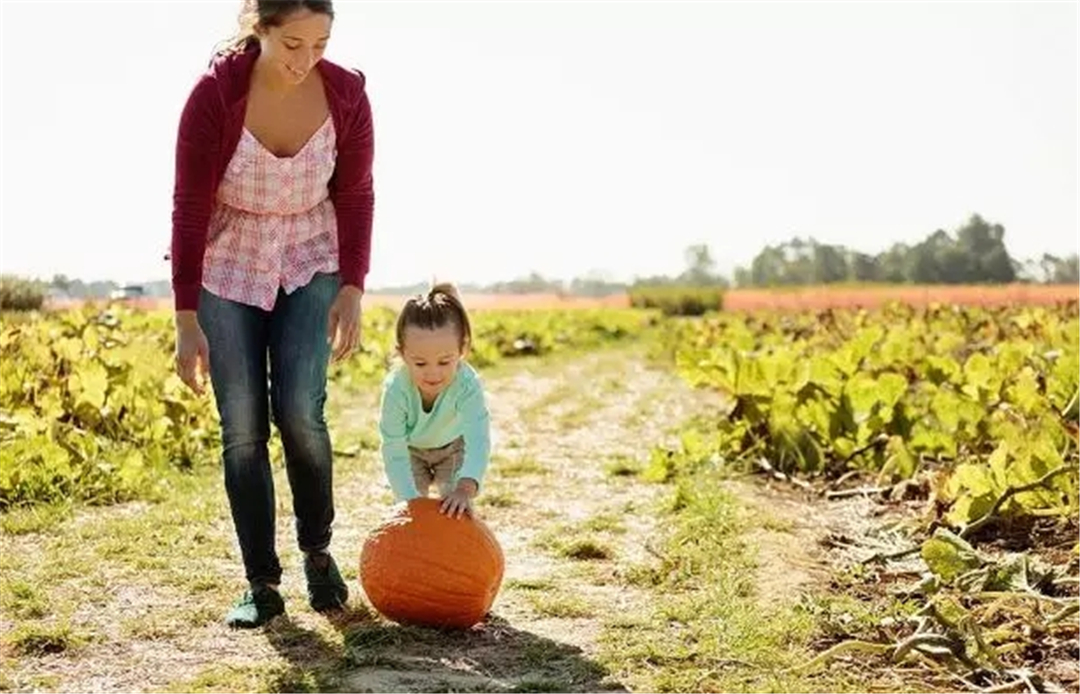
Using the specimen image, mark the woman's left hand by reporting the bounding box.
[327,285,363,363]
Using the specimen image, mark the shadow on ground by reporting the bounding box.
[261,605,625,693]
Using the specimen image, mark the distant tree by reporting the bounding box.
[847,251,879,283]
[680,243,721,286]
[1047,253,1080,284]
[569,271,627,297]
[876,243,909,283]
[51,274,71,292]
[750,245,786,286]
[811,241,848,283]
[954,214,1015,283]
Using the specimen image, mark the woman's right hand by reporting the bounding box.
[175,311,210,395]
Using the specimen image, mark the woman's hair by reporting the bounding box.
[395,282,473,352]
[215,0,335,57]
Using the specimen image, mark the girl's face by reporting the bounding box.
[400,324,467,401]
[257,9,332,85]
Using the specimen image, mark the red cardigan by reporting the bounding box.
[170,45,375,311]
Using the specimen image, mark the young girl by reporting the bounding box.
[378,283,492,518]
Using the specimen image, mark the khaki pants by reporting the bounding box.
[409,436,464,497]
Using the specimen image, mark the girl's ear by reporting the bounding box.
[461,339,471,358]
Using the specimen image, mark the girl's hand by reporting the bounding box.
[440,478,478,519]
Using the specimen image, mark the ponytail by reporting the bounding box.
[212,0,260,61]
[395,281,472,351]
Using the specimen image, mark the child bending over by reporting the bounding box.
[378,283,492,518]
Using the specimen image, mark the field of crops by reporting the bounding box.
[0,304,654,510]
[652,300,1079,687]
[2,292,1077,692]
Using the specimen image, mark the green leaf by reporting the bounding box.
[988,441,1010,491]
[962,352,1002,403]
[1007,368,1044,417]
[945,490,996,526]
[930,594,970,627]
[795,395,832,435]
[1006,448,1060,510]
[924,355,961,385]
[921,529,983,582]
[833,436,856,460]
[73,361,109,410]
[953,463,998,498]
[882,436,917,480]
[876,373,908,411]
[1048,351,1080,412]
[809,356,843,392]
[843,373,882,424]
[51,337,84,363]
[984,553,1054,593]
[851,325,886,363]
[909,423,956,459]
[930,389,963,433]
[996,341,1033,376]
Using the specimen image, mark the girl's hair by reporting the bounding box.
[395,282,473,351]
[214,0,335,58]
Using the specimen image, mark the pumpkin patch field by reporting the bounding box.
[0,298,1077,693]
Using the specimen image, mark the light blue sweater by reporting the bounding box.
[377,361,492,501]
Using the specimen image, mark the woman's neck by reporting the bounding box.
[252,56,299,95]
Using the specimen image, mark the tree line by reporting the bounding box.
[7,213,1077,307]
[729,214,1077,288]
[604,213,1076,294]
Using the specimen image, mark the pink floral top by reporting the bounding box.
[202,116,340,311]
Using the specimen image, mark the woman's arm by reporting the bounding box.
[330,72,375,293]
[171,75,222,312]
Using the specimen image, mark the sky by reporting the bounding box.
[0,0,1076,288]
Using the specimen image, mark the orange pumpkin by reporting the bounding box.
[359,498,505,629]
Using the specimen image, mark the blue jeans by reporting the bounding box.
[197,273,339,586]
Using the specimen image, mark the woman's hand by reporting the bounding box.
[327,285,363,363]
[175,311,210,395]
[440,478,478,519]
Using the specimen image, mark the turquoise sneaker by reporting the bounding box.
[225,584,285,629]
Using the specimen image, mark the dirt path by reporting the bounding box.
[0,347,848,693]
[329,347,726,693]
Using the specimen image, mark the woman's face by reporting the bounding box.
[258,9,332,85]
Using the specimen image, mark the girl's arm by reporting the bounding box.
[378,380,419,501]
[456,377,492,493]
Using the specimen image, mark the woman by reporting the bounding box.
[170,0,374,628]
